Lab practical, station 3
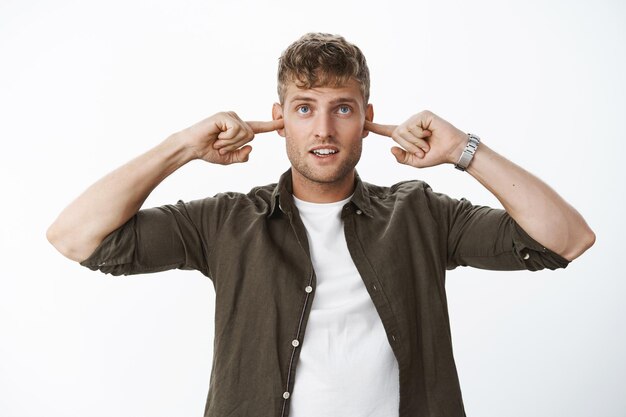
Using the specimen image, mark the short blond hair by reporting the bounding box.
[277,32,370,104]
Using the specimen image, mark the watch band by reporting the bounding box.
[454,133,481,171]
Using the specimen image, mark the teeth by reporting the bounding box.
[312,149,337,155]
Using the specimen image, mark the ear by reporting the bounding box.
[272,103,285,137]
[362,103,374,138]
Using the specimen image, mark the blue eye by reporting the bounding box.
[297,105,310,114]
[338,105,351,114]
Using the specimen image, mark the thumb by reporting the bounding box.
[391,146,411,165]
[230,145,253,164]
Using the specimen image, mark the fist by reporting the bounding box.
[179,111,283,165]
[365,110,468,168]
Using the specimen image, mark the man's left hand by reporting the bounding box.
[365,110,468,168]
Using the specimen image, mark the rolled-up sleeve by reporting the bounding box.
[423,185,570,272]
[79,196,227,277]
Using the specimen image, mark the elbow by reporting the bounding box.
[46,222,72,260]
[581,227,596,254]
[563,226,596,261]
[46,222,90,263]
[46,222,63,253]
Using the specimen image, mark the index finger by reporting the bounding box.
[246,119,284,134]
[364,120,397,137]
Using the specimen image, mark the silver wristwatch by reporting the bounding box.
[454,133,480,171]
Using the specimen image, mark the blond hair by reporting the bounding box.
[277,33,370,104]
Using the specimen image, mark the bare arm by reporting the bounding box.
[47,112,283,262]
[464,143,594,261]
[365,111,595,261]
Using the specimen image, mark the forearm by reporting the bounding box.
[47,133,195,262]
[466,143,595,260]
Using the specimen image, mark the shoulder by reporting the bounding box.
[222,181,279,211]
[360,178,466,219]
[174,182,278,217]
[362,179,435,200]
[246,182,278,201]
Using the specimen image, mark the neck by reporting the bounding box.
[291,170,356,203]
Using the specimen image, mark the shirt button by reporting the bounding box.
[523,253,530,260]
[305,286,313,293]
[356,209,363,215]
[291,339,300,347]
[283,391,290,399]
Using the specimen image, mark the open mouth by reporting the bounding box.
[310,148,339,157]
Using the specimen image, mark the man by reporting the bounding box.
[47,33,594,417]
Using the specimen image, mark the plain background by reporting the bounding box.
[1,0,624,416]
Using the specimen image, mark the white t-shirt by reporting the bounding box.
[290,195,400,417]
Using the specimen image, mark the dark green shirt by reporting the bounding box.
[81,168,569,417]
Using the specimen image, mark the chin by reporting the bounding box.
[297,165,356,185]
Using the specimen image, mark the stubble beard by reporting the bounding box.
[285,135,362,186]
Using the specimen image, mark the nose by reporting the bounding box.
[313,113,335,140]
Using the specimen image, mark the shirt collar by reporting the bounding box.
[268,168,373,218]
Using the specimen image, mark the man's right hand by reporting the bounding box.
[179,112,284,165]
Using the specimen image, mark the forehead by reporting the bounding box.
[282,78,365,107]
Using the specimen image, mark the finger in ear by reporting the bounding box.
[272,103,286,137]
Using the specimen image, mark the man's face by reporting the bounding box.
[273,78,373,188]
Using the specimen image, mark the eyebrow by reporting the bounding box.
[290,96,360,105]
